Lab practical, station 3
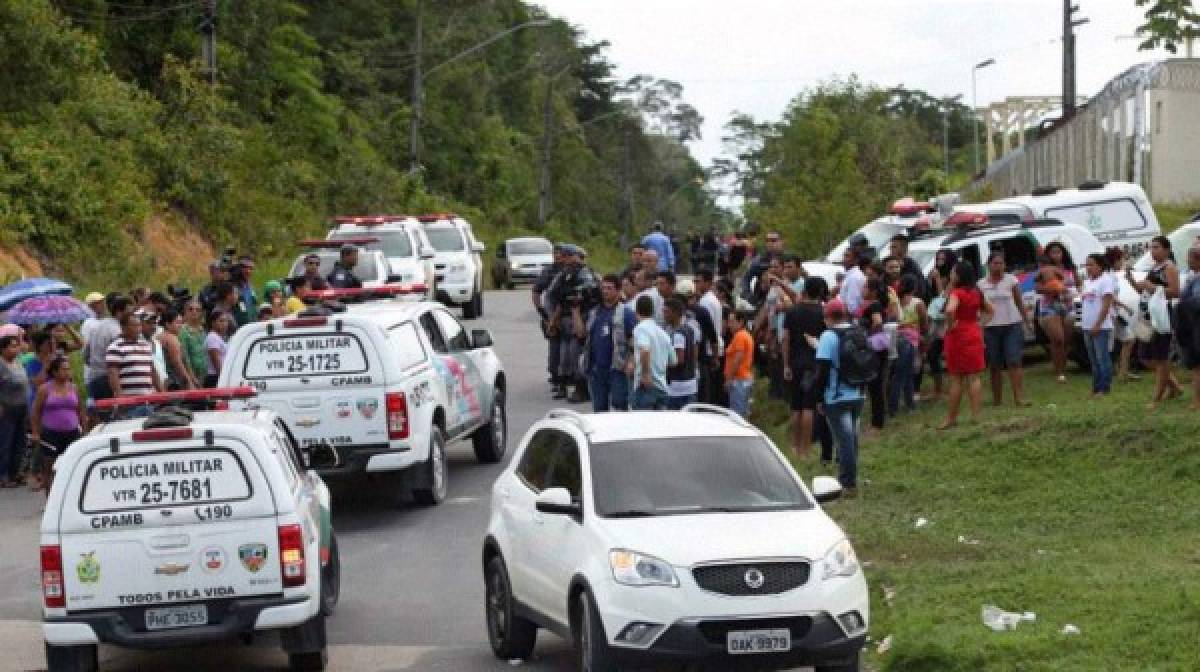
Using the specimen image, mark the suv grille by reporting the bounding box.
[692,561,810,596]
[696,615,813,645]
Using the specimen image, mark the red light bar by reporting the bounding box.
[890,198,933,216]
[283,317,329,328]
[299,284,428,302]
[94,386,258,410]
[416,213,458,223]
[946,211,989,228]
[132,428,194,442]
[298,237,380,248]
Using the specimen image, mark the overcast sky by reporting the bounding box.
[534,0,1174,173]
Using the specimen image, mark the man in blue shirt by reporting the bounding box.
[815,298,865,494]
[628,295,676,410]
[641,222,675,273]
[584,274,636,412]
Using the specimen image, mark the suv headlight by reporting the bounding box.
[821,539,859,581]
[610,549,678,587]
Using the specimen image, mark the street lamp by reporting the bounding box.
[941,94,964,178]
[972,58,996,177]
[409,8,553,174]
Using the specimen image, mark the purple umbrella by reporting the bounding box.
[5,295,95,325]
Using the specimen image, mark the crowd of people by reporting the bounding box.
[533,225,1200,497]
[0,245,378,495]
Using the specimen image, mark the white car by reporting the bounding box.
[288,243,392,289]
[41,388,339,672]
[419,214,487,319]
[482,405,868,672]
[327,216,438,301]
[219,296,507,505]
[999,180,1161,259]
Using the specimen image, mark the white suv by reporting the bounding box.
[482,405,868,672]
[419,214,486,319]
[327,216,438,301]
[41,389,338,672]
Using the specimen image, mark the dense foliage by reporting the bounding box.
[0,0,722,283]
[716,78,975,259]
[1136,0,1200,53]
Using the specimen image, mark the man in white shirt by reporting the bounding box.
[838,249,866,315]
[80,292,108,381]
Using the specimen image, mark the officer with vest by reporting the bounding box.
[533,243,566,392]
[548,244,598,402]
[327,244,363,289]
[582,273,636,412]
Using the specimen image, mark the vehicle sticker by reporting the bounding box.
[335,400,352,419]
[244,335,368,379]
[201,546,227,574]
[411,381,432,408]
[331,375,372,386]
[301,436,351,447]
[90,513,144,529]
[76,552,100,584]
[154,562,190,577]
[356,398,379,419]
[296,417,321,428]
[80,449,252,515]
[119,587,236,604]
[194,504,234,522]
[433,356,481,423]
[239,544,268,573]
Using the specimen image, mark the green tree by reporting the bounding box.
[1136,0,1200,53]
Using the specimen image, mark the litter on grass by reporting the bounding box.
[957,534,982,545]
[914,517,929,528]
[1061,624,1081,635]
[877,634,893,654]
[982,605,1034,632]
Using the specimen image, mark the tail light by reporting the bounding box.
[386,392,409,440]
[41,545,65,609]
[278,524,306,588]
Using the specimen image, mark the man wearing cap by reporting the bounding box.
[327,245,363,289]
[547,245,596,402]
[80,292,107,383]
[198,261,226,314]
[232,256,259,326]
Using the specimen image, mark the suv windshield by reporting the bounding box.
[508,240,552,256]
[425,227,465,252]
[289,253,381,282]
[590,437,812,517]
[330,229,412,258]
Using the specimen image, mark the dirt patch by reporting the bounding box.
[0,246,44,282]
[142,212,215,280]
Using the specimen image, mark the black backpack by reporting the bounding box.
[833,325,877,389]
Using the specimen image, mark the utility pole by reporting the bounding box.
[537,76,555,230]
[972,59,995,177]
[620,122,634,251]
[200,0,217,85]
[409,0,424,175]
[1063,1,1089,120]
[941,94,963,178]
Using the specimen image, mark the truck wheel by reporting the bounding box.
[282,612,328,671]
[463,290,482,319]
[485,556,537,660]
[412,428,448,506]
[320,535,341,617]
[472,389,507,463]
[44,642,98,672]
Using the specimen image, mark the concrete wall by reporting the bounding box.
[1149,88,1200,204]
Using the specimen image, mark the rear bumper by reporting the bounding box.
[610,613,865,669]
[45,596,313,649]
[314,443,417,477]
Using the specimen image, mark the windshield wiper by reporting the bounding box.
[603,509,659,518]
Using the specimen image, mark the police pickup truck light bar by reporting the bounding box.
[297,284,428,303]
[416,213,458,222]
[94,386,258,411]
[298,237,381,248]
[890,198,935,217]
[330,215,411,227]
[945,211,990,229]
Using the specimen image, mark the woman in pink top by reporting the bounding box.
[31,357,86,496]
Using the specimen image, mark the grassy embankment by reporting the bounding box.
[753,357,1200,671]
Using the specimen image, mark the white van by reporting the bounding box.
[218,297,507,506]
[998,181,1161,258]
[42,391,337,671]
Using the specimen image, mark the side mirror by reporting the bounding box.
[535,487,582,516]
[308,443,340,470]
[471,329,494,349]
[471,241,486,253]
[811,476,842,504]
[420,247,436,260]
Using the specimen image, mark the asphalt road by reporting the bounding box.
[0,289,579,672]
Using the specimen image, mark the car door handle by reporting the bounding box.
[149,534,191,550]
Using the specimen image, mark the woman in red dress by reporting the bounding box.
[940,261,992,429]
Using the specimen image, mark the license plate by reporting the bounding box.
[726,628,791,655]
[145,604,208,631]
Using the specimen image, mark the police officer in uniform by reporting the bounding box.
[533,244,566,392]
[327,244,363,289]
[547,245,598,402]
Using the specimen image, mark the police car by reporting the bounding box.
[40,388,338,672]
[327,215,439,302]
[418,213,487,319]
[218,288,507,506]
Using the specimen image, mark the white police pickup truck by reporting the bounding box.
[40,388,339,672]
[218,289,507,506]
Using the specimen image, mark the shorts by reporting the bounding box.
[984,323,1024,368]
[40,428,82,458]
[1038,298,1069,319]
[1139,332,1173,362]
[789,366,821,412]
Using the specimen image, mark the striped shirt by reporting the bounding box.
[106,337,157,397]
